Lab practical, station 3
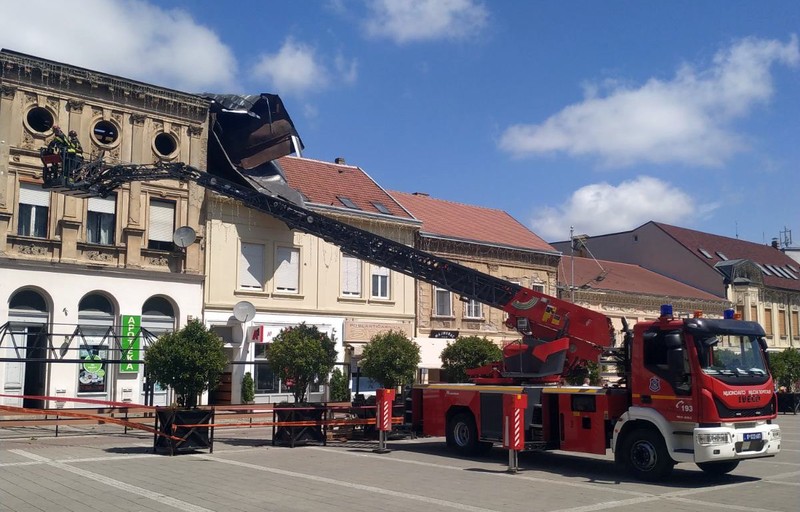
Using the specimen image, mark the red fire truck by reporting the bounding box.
[40,93,780,481]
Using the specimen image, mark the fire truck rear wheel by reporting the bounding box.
[622,428,674,481]
[447,412,483,455]
[696,460,739,475]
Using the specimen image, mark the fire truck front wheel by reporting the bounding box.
[446,412,491,456]
[621,428,675,481]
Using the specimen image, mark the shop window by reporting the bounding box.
[77,293,115,395]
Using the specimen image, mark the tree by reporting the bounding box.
[440,336,502,383]
[144,319,227,408]
[329,367,351,402]
[360,330,420,389]
[241,372,255,403]
[267,323,337,403]
[770,347,800,392]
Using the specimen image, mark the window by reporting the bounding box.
[763,307,773,336]
[372,201,391,215]
[750,305,758,322]
[337,196,360,209]
[87,196,116,245]
[17,183,49,238]
[92,120,119,145]
[148,199,175,250]
[26,107,55,132]
[792,311,799,339]
[698,248,712,259]
[715,252,728,260]
[371,266,390,299]
[530,283,545,294]
[254,343,279,393]
[434,287,452,317]
[778,310,787,337]
[239,242,265,290]
[77,293,114,395]
[275,247,299,293]
[341,254,362,297]
[464,299,482,319]
[154,132,177,157]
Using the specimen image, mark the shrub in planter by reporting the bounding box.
[440,335,502,383]
[144,320,227,453]
[770,347,800,392]
[329,367,350,402]
[241,372,255,404]
[360,330,420,390]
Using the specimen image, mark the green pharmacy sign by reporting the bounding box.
[120,315,141,373]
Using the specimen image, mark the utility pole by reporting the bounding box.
[570,226,575,303]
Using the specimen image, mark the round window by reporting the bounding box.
[92,120,119,145]
[26,107,55,133]
[154,132,178,157]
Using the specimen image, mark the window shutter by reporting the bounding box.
[19,183,50,207]
[239,242,265,289]
[275,247,299,292]
[342,255,362,296]
[149,200,175,242]
[88,196,116,214]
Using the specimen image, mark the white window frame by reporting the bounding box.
[148,199,175,250]
[341,254,362,297]
[464,298,482,319]
[87,195,116,245]
[434,287,452,317]
[370,265,390,299]
[275,246,300,294]
[17,182,50,238]
[239,242,265,290]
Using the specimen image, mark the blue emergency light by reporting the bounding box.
[660,304,673,317]
[723,309,735,319]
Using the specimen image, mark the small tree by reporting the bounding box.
[144,319,227,408]
[241,372,255,403]
[770,347,800,392]
[360,330,420,389]
[329,367,351,402]
[267,323,337,403]
[440,336,502,382]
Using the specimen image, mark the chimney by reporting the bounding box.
[335,157,346,165]
[771,238,779,249]
[412,192,429,197]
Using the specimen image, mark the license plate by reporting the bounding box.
[743,432,762,441]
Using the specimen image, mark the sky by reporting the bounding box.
[1,0,798,246]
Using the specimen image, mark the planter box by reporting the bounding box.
[272,404,327,447]
[777,393,800,414]
[154,407,214,455]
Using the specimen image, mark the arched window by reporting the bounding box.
[77,293,115,395]
[142,296,175,335]
[6,288,49,408]
[9,289,49,321]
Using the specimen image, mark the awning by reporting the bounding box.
[415,337,449,369]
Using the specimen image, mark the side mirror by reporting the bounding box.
[668,348,685,374]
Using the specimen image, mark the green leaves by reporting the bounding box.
[144,319,227,408]
[440,335,502,383]
[329,367,351,402]
[267,323,337,403]
[360,330,420,389]
[770,347,800,392]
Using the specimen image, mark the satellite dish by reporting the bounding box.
[233,301,256,323]
[172,226,196,248]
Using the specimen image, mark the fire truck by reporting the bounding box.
[40,93,781,481]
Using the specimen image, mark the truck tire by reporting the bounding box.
[621,428,674,481]
[447,412,483,455]
[696,460,739,476]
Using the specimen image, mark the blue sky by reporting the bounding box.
[2,1,798,245]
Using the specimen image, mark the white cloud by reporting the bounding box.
[364,0,488,44]
[251,39,358,96]
[0,0,238,93]
[500,36,800,168]
[530,176,713,240]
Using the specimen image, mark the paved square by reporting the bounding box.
[1,413,798,512]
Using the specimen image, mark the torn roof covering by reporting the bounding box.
[203,93,305,206]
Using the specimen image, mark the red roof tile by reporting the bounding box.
[654,222,800,292]
[390,191,555,253]
[561,256,722,301]
[278,156,413,219]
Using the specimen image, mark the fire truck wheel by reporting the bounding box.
[622,428,674,481]
[447,412,481,455]
[696,460,739,475]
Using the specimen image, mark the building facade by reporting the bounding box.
[390,191,560,382]
[553,222,800,349]
[203,156,420,403]
[0,50,207,408]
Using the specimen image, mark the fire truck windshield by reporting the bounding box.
[695,334,769,384]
